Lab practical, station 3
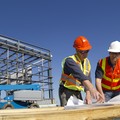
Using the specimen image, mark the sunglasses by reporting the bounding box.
[78,50,89,54]
[110,52,120,55]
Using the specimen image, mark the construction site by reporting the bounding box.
[0,35,54,109]
[0,35,120,120]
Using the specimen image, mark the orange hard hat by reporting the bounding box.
[73,36,92,50]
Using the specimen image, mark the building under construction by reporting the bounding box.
[0,35,54,108]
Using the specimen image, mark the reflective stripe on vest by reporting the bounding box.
[61,74,81,86]
[101,57,120,91]
[72,55,90,76]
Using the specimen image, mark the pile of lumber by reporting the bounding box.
[0,103,120,120]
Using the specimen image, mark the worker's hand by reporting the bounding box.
[96,93,105,103]
[82,80,105,103]
[84,90,92,104]
[89,87,104,103]
[85,96,92,104]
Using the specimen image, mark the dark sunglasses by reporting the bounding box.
[110,52,120,55]
[78,50,89,54]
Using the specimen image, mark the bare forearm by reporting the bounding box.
[96,78,104,94]
[83,80,95,91]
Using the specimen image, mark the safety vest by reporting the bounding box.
[100,57,120,91]
[60,54,91,91]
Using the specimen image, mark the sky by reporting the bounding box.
[0,0,120,105]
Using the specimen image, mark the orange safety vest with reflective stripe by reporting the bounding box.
[99,57,120,91]
[60,54,91,91]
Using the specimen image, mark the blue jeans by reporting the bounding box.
[103,90,120,102]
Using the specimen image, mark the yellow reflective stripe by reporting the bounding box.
[61,58,67,68]
[102,83,111,89]
[70,55,83,71]
[103,73,120,82]
[69,55,91,76]
[64,85,84,91]
[102,83,120,90]
[85,59,90,76]
[112,85,120,90]
[101,58,106,71]
[112,79,120,82]
[85,59,88,71]
[103,74,112,82]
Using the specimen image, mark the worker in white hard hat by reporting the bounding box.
[95,41,120,102]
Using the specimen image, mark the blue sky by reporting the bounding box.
[0,0,120,105]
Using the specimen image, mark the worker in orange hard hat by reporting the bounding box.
[59,36,104,106]
[73,36,92,50]
[95,41,120,102]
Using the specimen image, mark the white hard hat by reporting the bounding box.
[108,41,120,52]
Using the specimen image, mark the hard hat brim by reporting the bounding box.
[108,49,120,53]
[76,46,92,51]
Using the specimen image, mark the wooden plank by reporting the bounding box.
[0,104,120,120]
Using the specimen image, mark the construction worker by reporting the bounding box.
[59,36,103,106]
[95,41,120,102]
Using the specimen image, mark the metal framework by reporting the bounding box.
[0,35,53,103]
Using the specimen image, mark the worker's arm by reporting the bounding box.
[84,72,92,104]
[95,78,105,101]
[95,61,105,102]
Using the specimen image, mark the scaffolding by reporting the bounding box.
[0,35,53,103]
